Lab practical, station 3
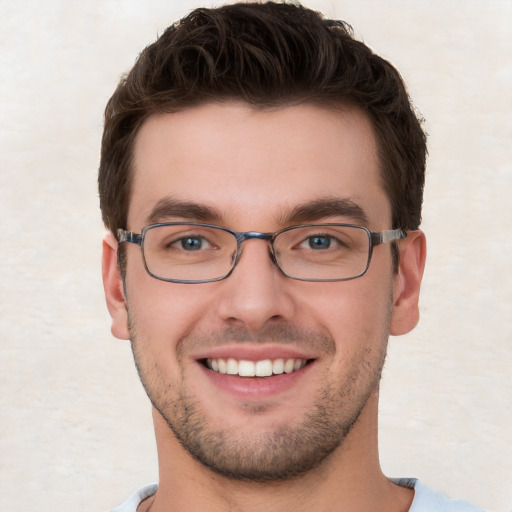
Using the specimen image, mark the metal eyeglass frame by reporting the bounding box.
[117,222,407,284]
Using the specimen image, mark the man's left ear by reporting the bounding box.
[390,230,427,336]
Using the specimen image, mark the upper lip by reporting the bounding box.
[193,344,316,362]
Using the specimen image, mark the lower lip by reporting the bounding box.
[198,362,314,400]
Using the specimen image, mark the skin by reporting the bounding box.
[103,102,426,512]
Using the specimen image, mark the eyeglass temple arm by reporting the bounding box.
[371,228,407,246]
[117,229,142,245]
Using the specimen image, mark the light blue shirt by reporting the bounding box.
[393,478,484,512]
[110,479,484,511]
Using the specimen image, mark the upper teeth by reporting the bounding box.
[206,358,307,377]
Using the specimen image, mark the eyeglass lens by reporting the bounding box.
[141,224,371,282]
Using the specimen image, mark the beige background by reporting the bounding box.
[0,1,510,511]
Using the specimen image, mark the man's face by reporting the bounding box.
[105,102,419,480]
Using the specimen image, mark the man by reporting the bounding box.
[99,2,483,511]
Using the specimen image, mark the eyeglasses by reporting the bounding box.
[117,222,407,283]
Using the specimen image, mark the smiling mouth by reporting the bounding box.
[202,358,313,377]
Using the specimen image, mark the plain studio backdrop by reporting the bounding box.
[0,1,510,511]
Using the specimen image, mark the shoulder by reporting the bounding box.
[393,478,485,512]
[109,484,158,512]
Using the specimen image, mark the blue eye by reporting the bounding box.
[180,237,205,250]
[307,235,332,250]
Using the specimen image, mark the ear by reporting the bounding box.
[390,230,427,336]
[102,232,130,340]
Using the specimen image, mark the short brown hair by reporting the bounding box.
[99,1,426,239]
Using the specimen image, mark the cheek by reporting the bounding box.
[293,275,393,358]
[313,283,392,385]
[296,277,392,326]
[125,268,216,350]
[126,282,209,394]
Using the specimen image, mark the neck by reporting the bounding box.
[142,393,413,512]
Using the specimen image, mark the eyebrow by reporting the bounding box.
[280,197,369,226]
[145,196,369,228]
[146,197,222,224]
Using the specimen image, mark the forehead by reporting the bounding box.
[129,102,390,229]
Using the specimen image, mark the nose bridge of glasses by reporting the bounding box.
[233,231,277,266]
[236,231,274,243]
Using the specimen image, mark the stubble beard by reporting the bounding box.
[129,317,389,483]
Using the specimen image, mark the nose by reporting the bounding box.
[215,239,296,332]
